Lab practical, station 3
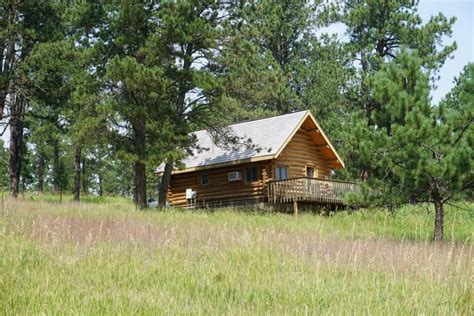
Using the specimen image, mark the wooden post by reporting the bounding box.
[293,200,298,217]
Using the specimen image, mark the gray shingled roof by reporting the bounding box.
[155,110,309,173]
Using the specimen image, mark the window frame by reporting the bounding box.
[200,173,209,186]
[245,166,259,183]
[275,165,289,181]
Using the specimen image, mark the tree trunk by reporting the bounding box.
[9,94,24,198]
[157,48,191,208]
[158,162,173,208]
[131,116,146,208]
[81,157,88,195]
[433,198,444,242]
[98,173,103,197]
[0,24,16,122]
[134,161,147,209]
[73,146,81,202]
[37,153,45,193]
[0,93,6,123]
[52,139,60,194]
[133,168,138,204]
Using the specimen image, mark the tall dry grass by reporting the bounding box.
[1,198,472,314]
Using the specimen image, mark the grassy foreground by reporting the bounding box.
[1,198,472,314]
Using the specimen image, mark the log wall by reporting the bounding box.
[169,161,270,207]
[273,127,331,179]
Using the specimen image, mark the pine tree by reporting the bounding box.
[97,1,169,208]
[220,0,349,120]
[24,41,77,196]
[363,50,473,241]
[105,56,168,208]
[152,1,241,207]
[0,0,64,197]
[334,0,457,180]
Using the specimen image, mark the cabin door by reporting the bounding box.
[306,167,316,196]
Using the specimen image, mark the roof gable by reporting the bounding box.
[156,110,344,174]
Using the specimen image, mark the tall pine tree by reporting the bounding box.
[334,0,457,180]
[153,1,240,207]
[0,0,63,197]
[362,50,472,241]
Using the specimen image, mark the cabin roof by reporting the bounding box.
[155,110,344,174]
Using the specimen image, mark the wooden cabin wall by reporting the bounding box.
[273,127,331,179]
[168,161,270,207]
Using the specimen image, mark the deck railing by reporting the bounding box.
[267,177,360,204]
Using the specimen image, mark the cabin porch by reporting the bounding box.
[267,177,360,205]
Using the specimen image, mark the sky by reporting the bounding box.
[417,0,474,103]
[321,0,474,103]
[1,0,473,147]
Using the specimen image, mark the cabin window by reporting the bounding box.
[228,171,241,181]
[306,166,315,178]
[275,166,289,180]
[245,166,258,183]
[200,174,209,186]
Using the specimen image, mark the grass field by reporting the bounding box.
[1,196,472,314]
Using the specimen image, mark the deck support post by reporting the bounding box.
[293,200,298,217]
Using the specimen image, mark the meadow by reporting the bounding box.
[1,195,472,314]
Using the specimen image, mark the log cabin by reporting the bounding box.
[155,110,359,210]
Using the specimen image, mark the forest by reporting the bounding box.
[0,0,472,241]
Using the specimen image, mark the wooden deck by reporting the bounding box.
[267,177,360,204]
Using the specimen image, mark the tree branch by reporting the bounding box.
[453,117,472,146]
[421,143,443,161]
